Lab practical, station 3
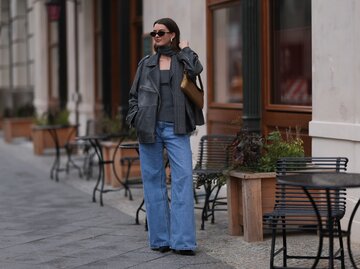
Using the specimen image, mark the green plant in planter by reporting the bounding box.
[99,113,137,141]
[258,130,304,172]
[232,129,263,171]
[34,109,70,126]
[3,103,35,118]
[231,128,305,173]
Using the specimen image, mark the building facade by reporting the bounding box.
[0,0,359,241]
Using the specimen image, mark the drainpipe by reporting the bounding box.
[241,0,261,133]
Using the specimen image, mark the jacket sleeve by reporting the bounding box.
[126,56,148,127]
[177,47,203,78]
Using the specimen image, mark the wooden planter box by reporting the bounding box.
[3,118,34,143]
[101,141,141,188]
[31,125,77,155]
[227,171,276,242]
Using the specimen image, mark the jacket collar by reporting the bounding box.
[146,54,159,67]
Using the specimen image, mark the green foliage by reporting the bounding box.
[100,114,123,134]
[98,113,137,141]
[16,104,36,118]
[232,129,263,171]
[232,128,304,173]
[3,103,35,118]
[258,130,304,172]
[34,108,70,126]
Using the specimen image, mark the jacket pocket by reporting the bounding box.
[138,85,158,107]
[134,105,157,133]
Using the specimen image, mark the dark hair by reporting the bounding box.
[153,18,181,52]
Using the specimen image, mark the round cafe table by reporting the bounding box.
[278,172,360,269]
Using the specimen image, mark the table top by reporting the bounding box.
[77,133,128,141]
[277,172,360,189]
[33,124,78,131]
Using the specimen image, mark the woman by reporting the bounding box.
[126,18,204,256]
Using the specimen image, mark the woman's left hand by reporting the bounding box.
[179,40,189,49]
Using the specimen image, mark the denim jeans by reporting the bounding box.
[139,121,196,250]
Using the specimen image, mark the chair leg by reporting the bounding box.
[193,186,199,204]
[269,217,279,269]
[280,217,287,268]
[201,181,212,230]
[210,184,223,224]
[337,220,345,269]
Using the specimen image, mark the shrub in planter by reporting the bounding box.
[3,104,36,143]
[231,128,305,173]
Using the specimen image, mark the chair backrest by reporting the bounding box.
[272,157,348,229]
[276,157,348,176]
[195,134,236,171]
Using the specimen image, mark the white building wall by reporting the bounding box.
[66,0,95,135]
[143,0,207,159]
[310,0,360,242]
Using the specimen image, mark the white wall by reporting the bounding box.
[143,0,207,161]
[310,0,360,242]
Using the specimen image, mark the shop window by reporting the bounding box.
[271,0,312,106]
[212,2,243,104]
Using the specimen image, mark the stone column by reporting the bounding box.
[67,0,94,135]
[33,0,48,115]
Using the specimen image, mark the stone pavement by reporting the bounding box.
[1,134,360,269]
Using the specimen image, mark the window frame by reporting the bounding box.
[262,0,312,114]
[207,0,243,110]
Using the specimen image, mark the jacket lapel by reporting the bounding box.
[146,54,160,93]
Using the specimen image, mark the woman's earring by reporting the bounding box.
[171,37,174,43]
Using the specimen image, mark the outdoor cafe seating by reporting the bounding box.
[193,134,236,230]
[263,157,349,269]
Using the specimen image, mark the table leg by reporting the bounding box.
[48,129,60,182]
[347,199,360,269]
[326,189,335,268]
[90,139,103,204]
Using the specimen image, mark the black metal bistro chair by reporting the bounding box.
[193,134,235,230]
[64,119,102,179]
[263,157,348,269]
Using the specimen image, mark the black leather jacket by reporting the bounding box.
[126,47,205,143]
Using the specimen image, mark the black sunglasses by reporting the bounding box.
[150,31,171,37]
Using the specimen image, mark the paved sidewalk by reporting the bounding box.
[1,135,360,269]
[0,136,234,269]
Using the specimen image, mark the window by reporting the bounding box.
[212,2,243,104]
[271,0,312,106]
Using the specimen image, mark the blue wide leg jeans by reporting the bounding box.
[139,121,196,250]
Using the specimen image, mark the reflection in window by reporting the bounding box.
[213,3,242,103]
[271,0,312,106]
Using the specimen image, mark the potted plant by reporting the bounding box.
[31,108,76,155]
[226,128,305,242]
[3,104,36,143]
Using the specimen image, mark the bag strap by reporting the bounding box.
[197,74,203,91]
[184,70,203,91]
